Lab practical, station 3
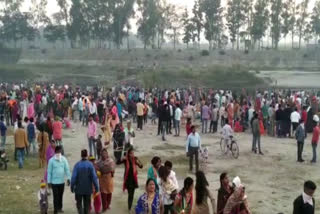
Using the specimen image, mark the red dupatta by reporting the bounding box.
[123,155,138,191]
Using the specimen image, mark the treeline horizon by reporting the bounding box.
[1,0,320,51]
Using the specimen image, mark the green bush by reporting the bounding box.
[201,50,210,56]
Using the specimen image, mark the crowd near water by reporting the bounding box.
[0,83,319,214]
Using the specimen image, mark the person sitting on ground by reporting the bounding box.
[217,172,233,214]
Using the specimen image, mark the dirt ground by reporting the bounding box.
[51,118,320,214]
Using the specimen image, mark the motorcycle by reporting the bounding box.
[0,148,9,170]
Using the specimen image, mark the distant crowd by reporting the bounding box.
[0,82,319,214]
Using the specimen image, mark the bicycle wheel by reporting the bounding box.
[220,138,227,154]
[231,141,239,159]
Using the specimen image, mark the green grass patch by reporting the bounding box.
[0,143,44,214]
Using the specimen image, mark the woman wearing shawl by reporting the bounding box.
[174,177,194,214]
[117,148,143,211]
[38,124,49,168]
[113,124,125,162]
[217,173,233,214]
[135,178,164,214]
[223,177,251,214]
[148,156,162,192]
[96,149,115,212]
[111,102,120,125]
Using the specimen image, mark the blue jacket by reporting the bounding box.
[0,121,7,136]
[71,159,99,195]
[47,156,71,185]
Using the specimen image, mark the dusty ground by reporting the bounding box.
[56,119,320,214]
[2,119,320,214]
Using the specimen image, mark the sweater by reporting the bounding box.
[71,159,99,195]
[295,124,306,143]
[293,195,315,214]
[47,156,71,184]
[14,128,29,149]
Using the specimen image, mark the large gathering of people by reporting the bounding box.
[0,82,319,214]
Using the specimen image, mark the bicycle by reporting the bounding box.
[220,136,239,159]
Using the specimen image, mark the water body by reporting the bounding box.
[254,70,320,88]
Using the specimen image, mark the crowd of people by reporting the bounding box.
[0,83,319,214]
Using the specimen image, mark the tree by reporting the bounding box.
[201,0,225,50]
[181,8,193,48]
[137,0,160,49]
[165,4,183,50]
[296,0,310,48]
[311,0,320,43]
[192,0,203,48]
[250,0,269,49]
[226,0,247,50]
[0,11,36,48]
[270,0,282,49]
[281,0,295,48]
[43,24,65,47]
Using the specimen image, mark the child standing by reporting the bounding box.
[38,180,48,214]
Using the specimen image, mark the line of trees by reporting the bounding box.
[1,0,320,50]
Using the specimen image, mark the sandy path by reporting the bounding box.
[59,120,320,214]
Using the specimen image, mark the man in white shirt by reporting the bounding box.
[174,104,182,137]
[89,101,97,118]
[291,108,301,135]
[248,104,255,127]
[164,161,179,189]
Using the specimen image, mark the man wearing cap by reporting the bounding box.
[71,149,99,214]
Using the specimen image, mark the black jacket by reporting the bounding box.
[293,195,315,214]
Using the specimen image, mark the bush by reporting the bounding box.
[219,50,226,55]
[201,50,210,56]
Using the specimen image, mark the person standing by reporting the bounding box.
[210,105,219,133]
[78,96,83,123]
[47,145,71,214]
[0,115,7,149]
[252,113,263,155]
[311,122,320,163]
[52,117,64,155]
[293,180,317,214]
[87,115,97,158]
[38,124,50,168]
[193,171,216,214]
[217,172,233,214]
[174,177,194,214]
[174,104,182,137]
[201,102,210,134]
[186,126,201,172]
[295,119,306,162]
[291,108,301,136]
[117,148,143,211]
[136,99,144,130]
[14,122,29,169]
[71,149,99,214]
[27,117,37,155]
[135,179,164,214]
[96,149,115,212]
